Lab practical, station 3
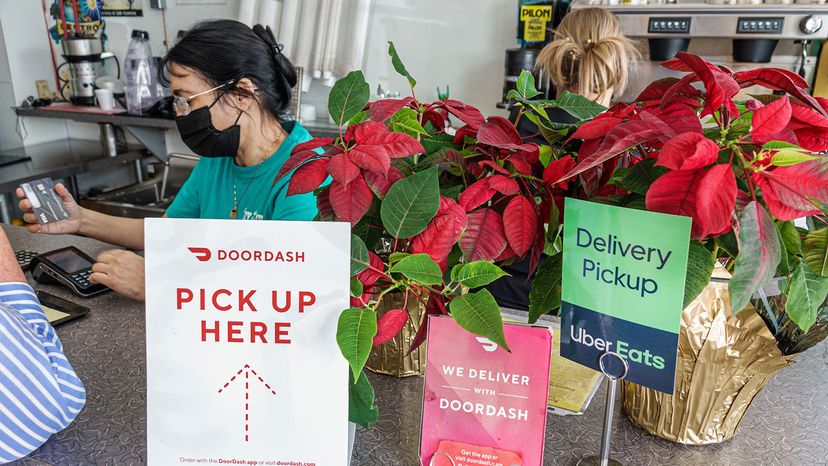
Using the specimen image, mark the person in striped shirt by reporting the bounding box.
[0,228,85,462]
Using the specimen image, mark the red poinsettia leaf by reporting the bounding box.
[477,116,522,147]
[790,102,828,129]
[276,149,321,181]
[559,120,666,183]
[328,152,361,185]
[639,111,678,139]
[364,167,405,198]
[543,155,576,189]
[527,224,546,278]
[569,117,623,142]
[653,103,702,135]
[436,196,466,218]
[361,131,425,159]
[458,178,497,212]
[443,99,486,130]
[357,252,385,287]
[645,169,705,237]
[460,208,508,261]
[733,68,827,117]
[764,127,800,147]
[453,125,477,145]
[406,296,445,355]
[349,144,391,174]
[488,175,520,195]
[348,121,389,144]
[746,99,765,112]
[756,159,828,220]
[495,244,517,262]
[503,195,538,257]
[411,207,467,270]
[671,52,739,117]
[329,177,374,225]
[752,95,792,141]
[291,138,334,155]
[661,57,694,72]
[656,132,721,171]
[507,153,534,176]
[316,187,334,221]
[287,158,329,196]
[369,97,415,122]
[373,309,409,345]
[479,160,511,176]
[422,109,447,130]
[637,77,700,103]
[794,127,828,152]
[694,164,737,239]
[754,173,819,221]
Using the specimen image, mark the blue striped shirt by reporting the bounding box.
[0,283,85,463]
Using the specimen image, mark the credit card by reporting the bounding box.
[20,178,70,224]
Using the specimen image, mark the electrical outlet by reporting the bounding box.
[36,80,51,100]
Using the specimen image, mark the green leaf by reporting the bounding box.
[450,263,464,282]
[336,308,377,379]
[716,230,739,258]
[421,132,457,155]
[803,228,828,276]
[539,145,553,167]
[785,262,828,333]
[388,252,410,265]
[389,107,428,137]
[381,166,440,238]
[777,221,802,255]
[440,184,463,201]
[729,202,782,312]
[762,140,806,151]
[351,235,369,276]
[350,277,363,298]
[616,158,667,195]
[348,370,379,428]
[455,261,509,288]
[449,289,510,351]
[515,70,540,100]
[529,253,563,323]
[348,109,369,126]
[772,149,820,167]
[684,241,715,308]
[388,42,416,88]
[328,70,370,126]
[389,253,443,285]
[554,91,607,120]
[523,111,570,146]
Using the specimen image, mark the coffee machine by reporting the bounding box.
[570,0,828,101]
[60,37,113,106]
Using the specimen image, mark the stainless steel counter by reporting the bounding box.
[2,224,826,465]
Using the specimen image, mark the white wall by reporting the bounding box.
[363,0,514,117]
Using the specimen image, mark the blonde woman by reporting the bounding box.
[491,7,640,311]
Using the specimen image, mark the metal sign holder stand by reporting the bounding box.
[575,351,630,466]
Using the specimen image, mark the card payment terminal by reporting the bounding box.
[31,247,110,298]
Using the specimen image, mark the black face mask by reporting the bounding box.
[175,100,242,158]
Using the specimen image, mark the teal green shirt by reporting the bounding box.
[166,121,318,221]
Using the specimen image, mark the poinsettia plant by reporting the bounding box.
[531,51,828,351]
[275,43,604,426]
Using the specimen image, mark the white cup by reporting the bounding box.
[299,104,317,123]
[95,88,115,111]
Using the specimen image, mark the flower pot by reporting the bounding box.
[365,291,428,377]
[621,273,794,445]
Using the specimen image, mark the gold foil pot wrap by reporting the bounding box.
[365,291,427,377]
[622,266,794,445]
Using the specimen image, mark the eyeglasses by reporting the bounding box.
[172,80,235,116]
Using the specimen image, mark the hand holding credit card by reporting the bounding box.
[19,178,71,224]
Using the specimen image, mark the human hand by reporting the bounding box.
[16,183,83,235]
[90,249,145,301]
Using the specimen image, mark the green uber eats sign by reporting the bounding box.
[560,198,691,394]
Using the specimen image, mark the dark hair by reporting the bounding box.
[160,20,297,123]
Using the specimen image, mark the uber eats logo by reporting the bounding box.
[570,327,666,370]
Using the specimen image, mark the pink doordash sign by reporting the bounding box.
[420,316,552,466]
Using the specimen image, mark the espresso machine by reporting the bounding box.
[59,37,115,105]
[570,0,828,101]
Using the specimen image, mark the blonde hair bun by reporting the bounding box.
[536,8,640,100]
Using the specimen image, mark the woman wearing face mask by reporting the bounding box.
[16,20,319,301]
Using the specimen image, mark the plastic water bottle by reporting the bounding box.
[124,30,158,115]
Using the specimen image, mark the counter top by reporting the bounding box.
[14,106,177,129]
[2,224,826,465]
[0,140,147,193]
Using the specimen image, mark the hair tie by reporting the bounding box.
[271,42,284,56]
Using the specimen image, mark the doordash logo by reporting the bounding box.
[186,247,306,263]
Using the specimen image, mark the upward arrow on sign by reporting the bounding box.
[217,364,277,442]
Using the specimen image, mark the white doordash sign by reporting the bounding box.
[145,218,350,465]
